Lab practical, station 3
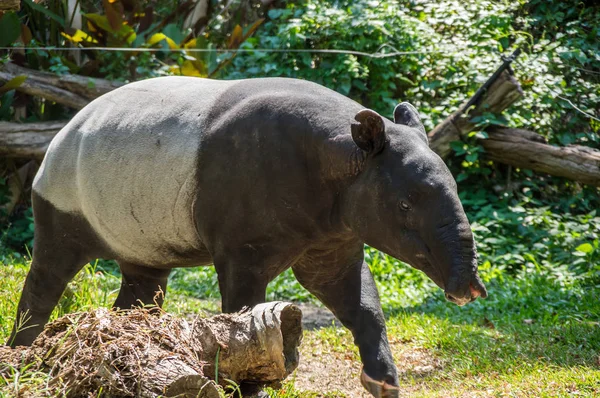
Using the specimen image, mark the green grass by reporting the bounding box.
[1,200,598,397]
[1,249,598,397]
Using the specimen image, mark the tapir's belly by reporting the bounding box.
[33,77,233,266]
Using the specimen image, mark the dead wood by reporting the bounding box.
[0,0,20,10]
[0,120,67,158]
[0,302,303,397]
[0,62,123,109]
[481,128,600,187]
[428,70,524,159]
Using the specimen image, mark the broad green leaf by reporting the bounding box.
[466,153,478,163]
[162,23,185,45]
[575,243,594,254]
[0,90,16,119]
[0,12,21,47]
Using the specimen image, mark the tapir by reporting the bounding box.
[8,76,487,397]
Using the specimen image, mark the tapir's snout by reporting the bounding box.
[444,275,487,306]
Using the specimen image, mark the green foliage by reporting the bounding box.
[0,12,21,47]
[0,206,34,253]
[228,0,429,115]
[225,0,600,206]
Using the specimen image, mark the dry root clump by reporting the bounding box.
[1,302,303,397]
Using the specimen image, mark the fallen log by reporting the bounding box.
[1,120,599,186]
[0,120,67,158]
[0,0,20,10]
[428,69,524,159]
[481,128,600,187]
[0,63,124,109]
[0,70,89,109]
[0,302,303,397]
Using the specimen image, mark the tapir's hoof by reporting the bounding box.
[360,369,400,397]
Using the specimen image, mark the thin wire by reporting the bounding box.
[514,58,600,122]
[556,95,600,123]
[0,46,445,58]
[4,45,597,121]
[526,54,600,76]
[539,79,600,122]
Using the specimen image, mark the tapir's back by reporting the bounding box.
[33,76,356,265]
[34,77,237,265]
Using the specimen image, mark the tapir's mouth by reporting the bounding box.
[445,278,488,306]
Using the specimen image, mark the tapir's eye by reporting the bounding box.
[399,201,411,211]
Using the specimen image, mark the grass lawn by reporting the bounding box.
[0,249,598,397]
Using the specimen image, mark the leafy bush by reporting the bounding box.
[225,0,599,197]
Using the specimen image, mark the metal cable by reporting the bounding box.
[0,46,446,58]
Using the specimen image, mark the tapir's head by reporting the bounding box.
[341,104,487,305]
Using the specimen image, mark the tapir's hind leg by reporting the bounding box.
[113,262,171,309]
[8,193,106,347]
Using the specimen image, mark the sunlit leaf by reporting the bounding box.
[575,243,594,254]
[227,25,243,49]
[147,33,178,49]
[183,38,197,49]
[0,75,27,94]
[61,29,99,44]
[170,60,205,77]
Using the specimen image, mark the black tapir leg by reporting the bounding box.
[113,263,171,309]
[293,258,399,396]
[8,193,103,347]
[8,256,88,347]
[214,256,268,313]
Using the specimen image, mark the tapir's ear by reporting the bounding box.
[351,109,386,154]
[393,102,428,144]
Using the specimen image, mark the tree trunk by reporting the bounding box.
[184,0,210,31]
[481,128,600,187]
[0,121,67,158]
[428,70,524,159]
[0,303,303,398]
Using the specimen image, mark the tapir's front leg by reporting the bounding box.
[292,250,399,398]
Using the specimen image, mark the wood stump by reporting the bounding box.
[0,302,303,397]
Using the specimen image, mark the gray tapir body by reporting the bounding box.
[9,76,486,397]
